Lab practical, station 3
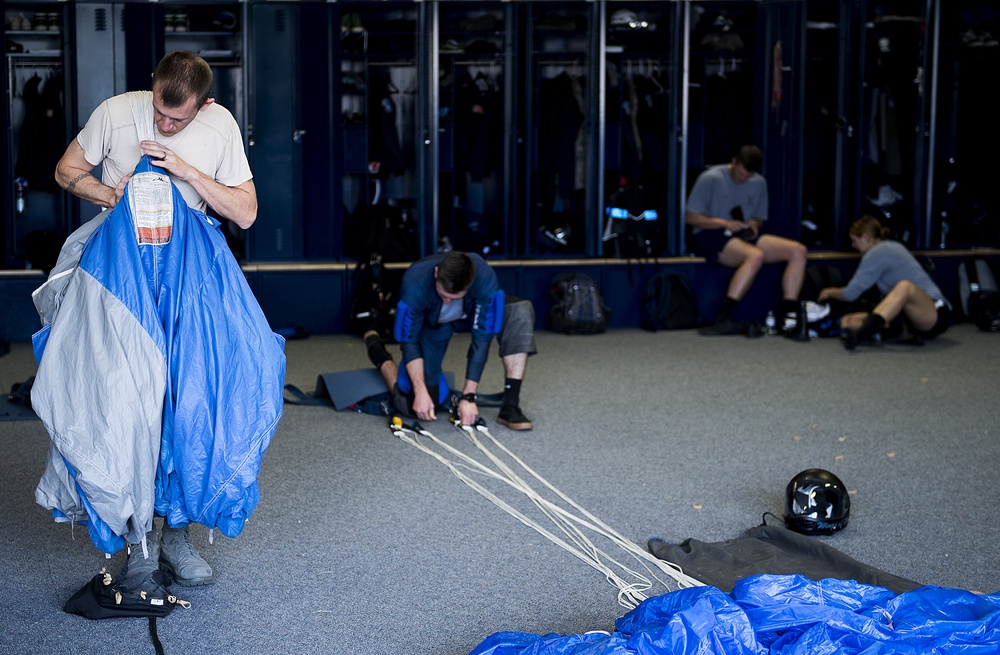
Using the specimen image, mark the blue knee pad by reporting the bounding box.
[396,366,451,404]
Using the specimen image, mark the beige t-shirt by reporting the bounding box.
[77,91,252,212]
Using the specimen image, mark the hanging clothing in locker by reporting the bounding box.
[633,72,670,185]
[538,71,585,215]
[15,69,65,193]
[703,62,752,165]
[367,69,406,178]
[454,69,501,185]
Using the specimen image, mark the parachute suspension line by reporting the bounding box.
[460,421,701,590]
[391,422,634,592]
[452,422,669,605]
[388,418,703,609]
[414,423,655,607]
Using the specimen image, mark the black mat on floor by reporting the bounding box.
[649,523,922,595]
[3,376,36,421]
[0,396,37,421]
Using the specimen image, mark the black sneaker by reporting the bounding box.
[496,405,533,431]
[698,317,743,336]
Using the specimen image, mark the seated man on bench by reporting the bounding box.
[685,144,808,338]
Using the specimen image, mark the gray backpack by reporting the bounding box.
[549,272,610,334]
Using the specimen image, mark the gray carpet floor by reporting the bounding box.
[1,325,999,655]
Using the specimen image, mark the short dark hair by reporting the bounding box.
[849,215,891,241]
[734,144,763,173]
[152,50,213,107]
[436,252,476,294]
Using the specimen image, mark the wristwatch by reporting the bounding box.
[460,393,478,404]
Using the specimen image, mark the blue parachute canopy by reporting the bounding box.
[470,574,1000,655]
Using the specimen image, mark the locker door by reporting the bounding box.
[931,0,1000,249]
[248,2,303,261]
[335,1,420,263]
[73,3,125,226]
[3,2,74,271]
[602,1,682,256]
[434,1,512,257]
[525,1,598,257]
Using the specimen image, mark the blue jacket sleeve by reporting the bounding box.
[463,257,502,383]
[394,257,439,366]
[395,298,427,366]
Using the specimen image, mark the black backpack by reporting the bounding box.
[602,185,659,259]
[802,265,843,302]
[347,201,418,263]
[641,271,699,331]
[549,272,610,334]
[958,257,1000,332]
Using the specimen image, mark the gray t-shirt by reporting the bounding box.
[437,298,465,324]
[686,164,768,232]
[842,240,947,305]
[76,91,252,212]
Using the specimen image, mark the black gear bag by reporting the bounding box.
[957,257,1000,332]
[64,569,189,655]
[640,270,699,331]
[549,272,610,334]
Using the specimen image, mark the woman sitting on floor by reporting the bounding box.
[818,215,952,350]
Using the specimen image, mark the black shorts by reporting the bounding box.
[692,230,730,264]
[908,303,952,340]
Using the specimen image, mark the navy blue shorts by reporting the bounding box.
[692,229,734,265]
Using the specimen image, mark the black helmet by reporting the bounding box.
[784,468,850,535]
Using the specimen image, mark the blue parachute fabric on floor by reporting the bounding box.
[469,574,1000,655]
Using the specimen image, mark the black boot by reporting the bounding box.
[783,302,810,342]
[699,298,742,336]
[854,312,885,345]
[842,313,884,351]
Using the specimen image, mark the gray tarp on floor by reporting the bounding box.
[648,523,921,595]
